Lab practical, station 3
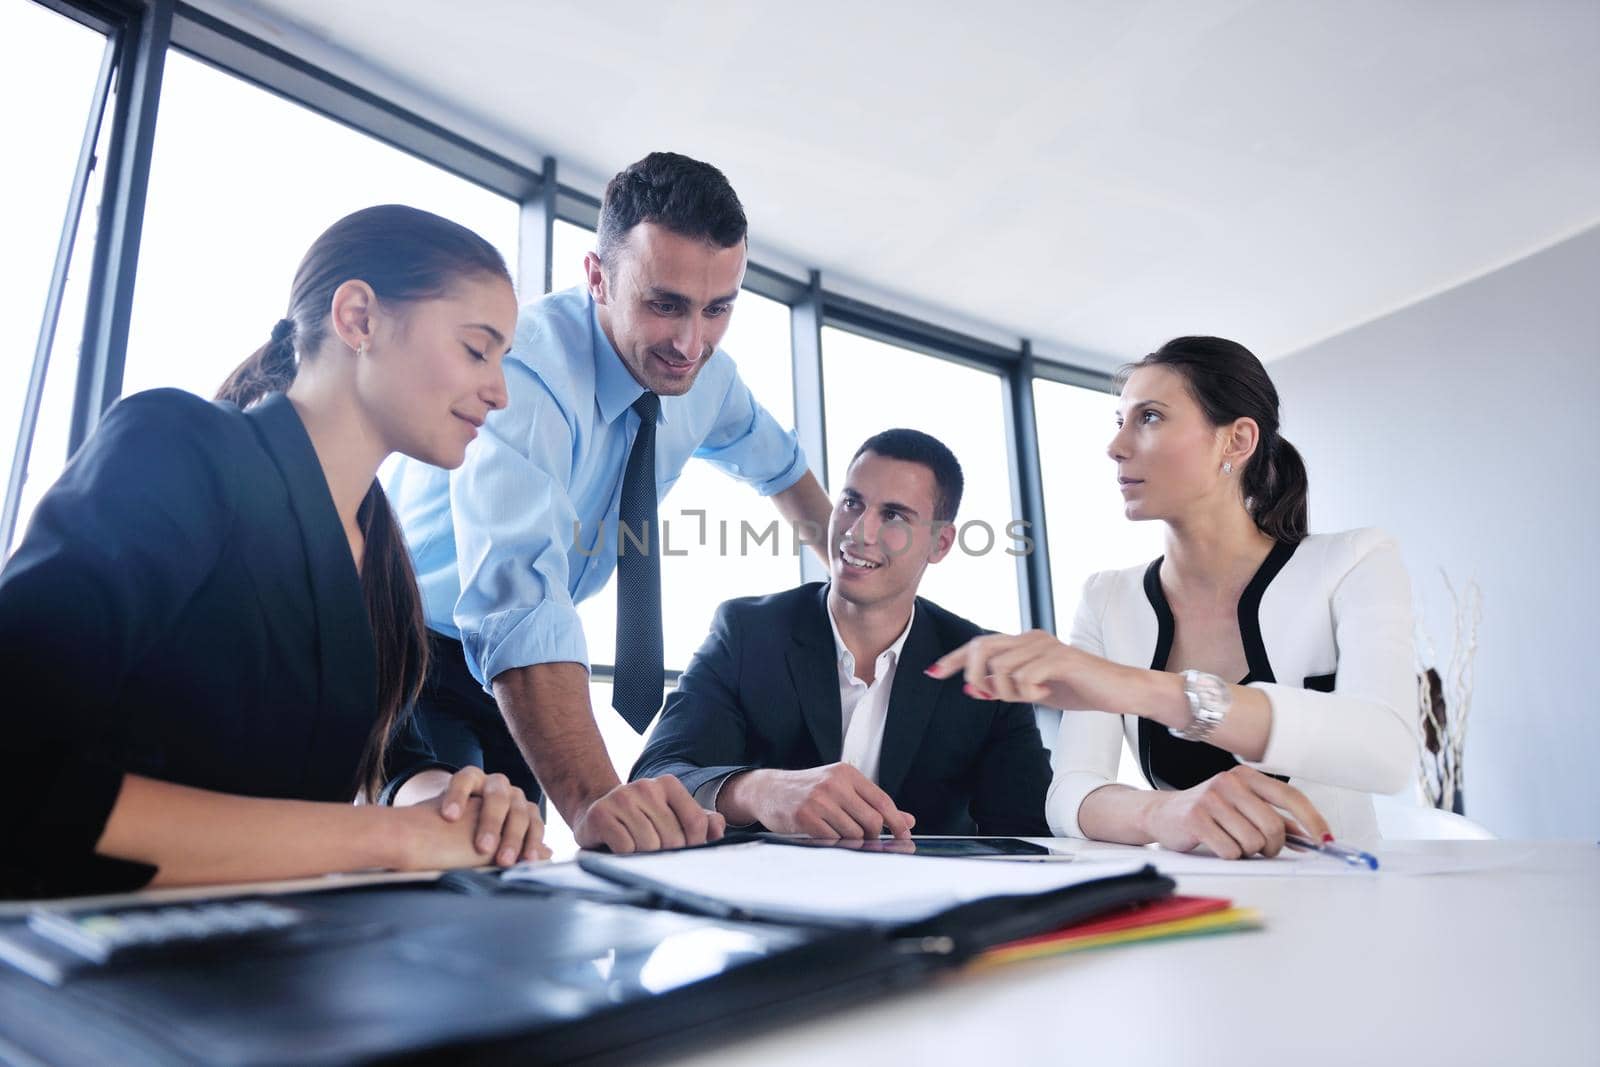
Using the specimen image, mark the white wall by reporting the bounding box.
[1270,225,1600,839]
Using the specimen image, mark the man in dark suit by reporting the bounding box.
[631,429,1051,837]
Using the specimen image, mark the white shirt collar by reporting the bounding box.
[826,598,917,684]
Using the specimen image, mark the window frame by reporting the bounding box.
[1,6,118,554]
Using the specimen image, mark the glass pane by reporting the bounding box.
[578,568,620,669]
[13,133,108,553]
[1033,379,1165,629]
[550,217,593,294]
[0,3,107,556]
[120,50,520,402]
[821,327,1023,634]
[1034,378,1164,786]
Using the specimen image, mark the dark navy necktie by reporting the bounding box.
[612,392,663,733]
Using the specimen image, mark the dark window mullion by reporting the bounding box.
[1005,342,1055,633]
[67,0,172,456]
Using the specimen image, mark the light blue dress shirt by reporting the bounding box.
[384,286,809,690]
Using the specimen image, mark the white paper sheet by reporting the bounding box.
[1078,846,1360,877]
[581,841,1152,925]
[1057,840,1535,876]
[501,859,639,897]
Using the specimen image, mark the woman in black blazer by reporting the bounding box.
[1,205,547,897]
[932,337,1415,857]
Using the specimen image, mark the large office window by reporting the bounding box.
[2,2,111,555]
[1033,379,1164,631]
[558,221,803,672]
[820,327,1023,634]
[119,50,520,402]
[1034,377,1162,788]
[550,217,593,294]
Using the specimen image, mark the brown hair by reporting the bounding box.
[1118,336,1309,544]
[217,204,512,799]
[595,151,747,266]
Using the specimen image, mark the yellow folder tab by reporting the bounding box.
[974,907,1264,968]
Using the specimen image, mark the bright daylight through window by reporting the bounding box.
[1,2,109,556]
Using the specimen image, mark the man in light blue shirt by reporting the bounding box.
[384,153,833,854]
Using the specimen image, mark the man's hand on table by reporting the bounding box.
[573,775,726,853]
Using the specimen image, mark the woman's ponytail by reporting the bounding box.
[352,485,429,801]
[217,317,299,407]
[1243,433,1309,544]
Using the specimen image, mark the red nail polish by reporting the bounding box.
[1322,833,1335,844]
[923,667,938,677]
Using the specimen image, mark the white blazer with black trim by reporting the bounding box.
[1047,527,1417,844]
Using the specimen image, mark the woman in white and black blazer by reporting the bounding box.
[931,336,1415,854]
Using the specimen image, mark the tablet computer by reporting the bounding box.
[764,835,1068,860]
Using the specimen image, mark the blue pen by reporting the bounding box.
[1284,833,1379,870]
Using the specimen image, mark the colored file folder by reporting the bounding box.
[976,895,1263,968]
[0,840,1177,1065]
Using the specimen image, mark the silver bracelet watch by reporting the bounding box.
[1170,669,1231,743]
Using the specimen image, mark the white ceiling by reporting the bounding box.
[194,0,1600,368]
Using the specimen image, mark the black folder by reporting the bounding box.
[0,845,1172,1066]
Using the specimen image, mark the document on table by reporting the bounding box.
[1074,846,1361,877]
[1060,840,1535,876]
[0,868,445,919]
[501,860,644,900]
[581,841,1151,926]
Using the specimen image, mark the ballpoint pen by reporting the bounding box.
[1284,833,1380,870]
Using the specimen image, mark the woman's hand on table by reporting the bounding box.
[1145,766,1329,859]
[396,766,550,869]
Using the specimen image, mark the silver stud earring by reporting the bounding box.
[357,342,369,358]
[1221,461,1233,475]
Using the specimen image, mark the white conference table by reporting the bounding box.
[666,840,1599,1067]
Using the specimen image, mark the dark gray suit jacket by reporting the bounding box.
[631,583,1051,836]
[0,390,413,897]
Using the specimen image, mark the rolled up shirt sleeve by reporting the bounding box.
[1242,529,1417,795]
[1045,571,1128,839]
[451,363,591,689]
[693,358,808,496]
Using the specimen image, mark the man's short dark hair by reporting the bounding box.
[595,152,747,266]
[851,429,964,524]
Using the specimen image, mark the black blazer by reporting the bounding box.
[0,390,395,897]
[631,583,1051,836]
